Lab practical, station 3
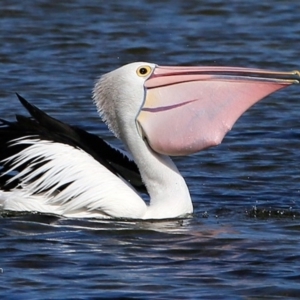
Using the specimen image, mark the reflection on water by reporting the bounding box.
[1,0,300,299]
[1,212,300,299]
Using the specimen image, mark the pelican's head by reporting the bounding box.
[93,62,156,141]
[93,62,299,156]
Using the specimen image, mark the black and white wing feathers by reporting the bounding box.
[0,94,147,195]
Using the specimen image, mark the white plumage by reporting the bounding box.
[1,138,147,219]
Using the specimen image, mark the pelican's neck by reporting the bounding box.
[122,128,193,219]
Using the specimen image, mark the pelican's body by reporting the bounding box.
[0,62,299,219]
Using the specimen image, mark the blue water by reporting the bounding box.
[1,0,300,299]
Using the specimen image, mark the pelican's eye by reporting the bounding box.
[136,66,152,77]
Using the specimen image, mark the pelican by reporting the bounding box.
[0,62,299,219]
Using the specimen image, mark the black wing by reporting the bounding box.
[0,94,147,194]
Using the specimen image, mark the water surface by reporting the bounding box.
[1,0,300,299]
